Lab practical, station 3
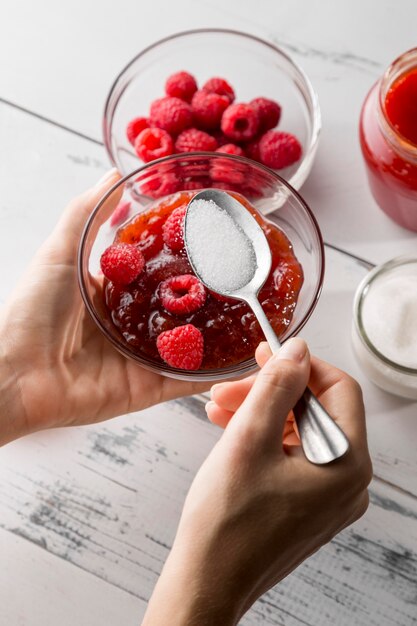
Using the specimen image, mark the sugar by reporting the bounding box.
[185,198,257,293]
[362,264,417,368]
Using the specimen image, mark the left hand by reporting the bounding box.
[0,170,208,445]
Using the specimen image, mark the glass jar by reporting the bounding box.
[359,48,417,231]
[352,256,417,400]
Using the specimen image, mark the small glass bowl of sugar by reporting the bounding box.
[352,256,417,399]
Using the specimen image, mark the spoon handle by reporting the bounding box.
[247,297,349,465]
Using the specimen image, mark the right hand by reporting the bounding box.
[143,338,372,626]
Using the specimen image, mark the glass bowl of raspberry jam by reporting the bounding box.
[103,28,321,197]
[360,47,417,231]
[78,154,324,381]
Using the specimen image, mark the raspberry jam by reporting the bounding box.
[103,191,303,370]
[359,48,417,231]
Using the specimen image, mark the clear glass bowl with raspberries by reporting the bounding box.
[78,154,324,381]
[103,29,321,200]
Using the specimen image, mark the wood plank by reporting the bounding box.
[0,526,145,626]
[0,399,416,625]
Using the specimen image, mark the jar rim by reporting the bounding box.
[377,47,417,161]
[353,255,417,376]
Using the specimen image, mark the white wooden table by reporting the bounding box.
[1,1,416,624]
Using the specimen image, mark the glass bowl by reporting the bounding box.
[103,28,321,195]
[352,256,417,399]
[78,154,324,381]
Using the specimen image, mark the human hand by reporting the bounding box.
[0,170,208,445]
[142,338,372,626]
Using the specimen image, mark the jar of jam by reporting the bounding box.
[359,48,417,231]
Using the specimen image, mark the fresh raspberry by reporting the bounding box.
[159,274,207,314]
[162,205,187,251]
[110,200,131,227]
[215,143,245,156]
[165,71,198,102]
[139,171,180,198]
[150,97,193,135]
[259,131,302,169]
[175,128,218,153]
[157,324,204,370]
[191,90,230,130]
[134,128,174,163]
[210,129,229,147]
[126,117,149,145]
[100,243,145,285]
[245,139,261,161]
[202,77,235,103]
[250,97,281,131]
[221,103,259,141]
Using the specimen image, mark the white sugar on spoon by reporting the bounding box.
[185,198,257,293]
[184,189,349,466]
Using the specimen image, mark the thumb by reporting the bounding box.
[39,168,122,266]
[233,338,310,449]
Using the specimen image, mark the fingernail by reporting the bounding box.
[205,400,215,414]
[95,168,119,187]
[275,338,307,363]
[210,383,224,399]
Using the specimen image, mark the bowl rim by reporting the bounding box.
[102,27,321,190]
[78,152,325,381]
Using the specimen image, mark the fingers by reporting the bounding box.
[205,401,234,428]
[38,169,122,266]
[308,356,367,451]
[231,338,310,448]
[210,374,257,412]
[258,343,367,453]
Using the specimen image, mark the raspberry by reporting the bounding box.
[221,103,259,141]
[202,77,235,103]
[175,128,218,153]
[100,243,145,285]
[259,131,302,169]
[126,117,149,145]
[250,97,281,132]
[245,139,261,161]
[157,324,204,370]
[150,97,193,135]
[162,205,187,251]
[165,71,198,102]
[139,171,180,198]
[134,128,174,163]
[191,90,230,130]
[215,143,245,156]
[160,274,207,314]
[110,200,131,227]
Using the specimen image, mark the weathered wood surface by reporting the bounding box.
[1,1,417,623]
[0,399,416,626]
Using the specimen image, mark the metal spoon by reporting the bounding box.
[184,189,349,465]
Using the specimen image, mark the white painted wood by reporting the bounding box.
[0,401,416,625]
[1,4,417,622]
[0,526,145,625]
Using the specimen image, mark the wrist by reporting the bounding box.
[0,338,27,446]
[142,542,243,626]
